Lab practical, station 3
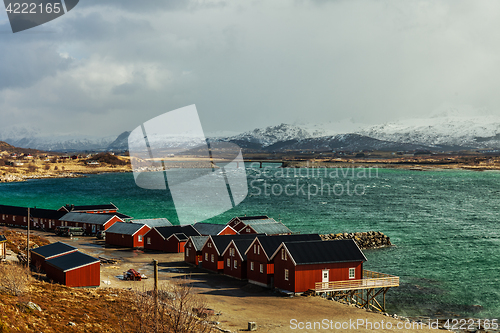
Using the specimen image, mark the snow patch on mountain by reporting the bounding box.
[225,123,314,147]
[357,115,500,148]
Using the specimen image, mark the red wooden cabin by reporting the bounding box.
[222,238,254,279]
[45,251,100,288]
[200,234,260,273]
[58,212,123,235]
[143,225,200,253]
[0,205,65,229]
[245,234,321,288]
[184,236,209,266]
[105,222,151,248]
[271,239,367,294]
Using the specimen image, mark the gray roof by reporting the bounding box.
[30,242,78,259]
[240,218,277,225]
[250,234,322,259]
[278,239,367,265]
[132,218,172,228]
[60,212,121,225]
[224,239,254,261]
[105,222,149,236]
[192,222,227,235]
[189,236,209,251]
[45,251,100,272]
[247,222,291,235]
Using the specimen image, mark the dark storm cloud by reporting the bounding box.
[1,1,500,138]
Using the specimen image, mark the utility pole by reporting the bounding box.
[153,259,158,333]
[27,207,30,265]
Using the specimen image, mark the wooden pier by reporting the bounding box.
[314,270,399,312]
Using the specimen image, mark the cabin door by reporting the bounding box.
[322,269,329,289]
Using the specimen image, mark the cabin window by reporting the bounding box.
[250,262,254,271]
[234,260,237,269]
[285,269,289,281]
[349,268,355,279]
[138,235,143,242]
[186,248,189,256]
[281,249,287,261]
[246,228,250,233]
[227,258,230,267]
[205,253,208,261]
[257,246,260,255]
[2,215,4,220]
[230,248,234,257]
[260,264,263,273]
[208,243,212,248]
[211,254,214,263]
[147,237,151,245]
[13,216,15,221]
[122,234,124,238]
[189,243,192,248]
[253,245,257,254]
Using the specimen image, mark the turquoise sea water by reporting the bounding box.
[1,166,499,319]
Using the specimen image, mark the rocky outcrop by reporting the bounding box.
[320,231,392,249]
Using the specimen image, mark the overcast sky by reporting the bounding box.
[1,0,500,138]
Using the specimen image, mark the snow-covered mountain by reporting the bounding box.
[223,123,315,147]
[357,115,500,149]
[5,114,500,152]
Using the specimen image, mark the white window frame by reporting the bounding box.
[205,253,208,261]
[349,268,355,279]
[211,254,214,263]
[234,260,237,269]
[227,258,230,267]
[260,264,264,273]
[147,237,151,245]
[138,235,143,242]
[250,262,254,271]
[285,269,289,281]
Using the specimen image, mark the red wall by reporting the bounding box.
[246,242,272,286]
[184,240,198,265]
[201,239,223,272]
[65,263,100,287]
[144,229,166,251]
[45,262,100,287]
[106,226,150,248]
[219,226,237,235]
[222,243,247,279]
[144,230,185,253]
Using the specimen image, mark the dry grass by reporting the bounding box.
[0,278,215,333]
[0,262,30,296]
[1,228,50,254]
[118,281,215,333]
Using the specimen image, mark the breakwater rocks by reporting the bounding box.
[320,231,392,249]
[0,172,83,183]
